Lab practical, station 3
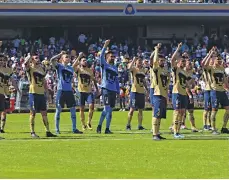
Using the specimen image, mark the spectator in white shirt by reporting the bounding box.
[201,45,207,58]
[78,33,87,44]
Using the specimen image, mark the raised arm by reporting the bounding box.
[149,50,155,67]
[202,48,214,68]
[23,53,31,71]
[50,51,64,69]
[100,39,110,66]
[72,52,84,71]
[171,42,182,68]
[152,43,161,69]
[127,57,137,70]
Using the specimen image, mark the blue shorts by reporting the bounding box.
[172,93,187,110]
[56,90,76,108]
[150,88,154,106]
[79,92,94,106]
[210,90,229,109]
[204,90,212,110]
[129,92,145,110]
[153,95,167,119]
[29,93,47,112]
[102,88,116,108]
[186,96,194,110]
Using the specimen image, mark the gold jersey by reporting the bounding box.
[130,67,145,94]
[77,67,94,93]
[152,66,170,98]
[172,67,187,95]
[208,66,226,92]
[203,66,212,91]
[26,66,46,94]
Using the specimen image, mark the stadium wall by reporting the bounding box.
[0,3,229,17]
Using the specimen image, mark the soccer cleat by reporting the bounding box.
[82,125,87,131]
[158,135,166,139]
[87,123,92,130]
[96,125,102,134]
[212,130,220,135]
[31,132,39,138]
[46,132,57,137]
[221,128,229,134]
[119,109,123,111]
[174,133,185,139]
[56,131,61,135]
[105,128,113,134]
[73,129,83,134]
[122,109,125,111]
[126,125,131,131]
[209,125,213,130]
[153,135,161,141]
[0,129,5,133]
[203,125,208,131]
[138,126,146,130]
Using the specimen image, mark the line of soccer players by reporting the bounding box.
[0,40,229,140]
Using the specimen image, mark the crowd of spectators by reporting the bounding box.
[2,31,229,109]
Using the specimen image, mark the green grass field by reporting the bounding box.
[0,110,228,179]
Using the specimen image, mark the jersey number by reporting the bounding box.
[136,74,145,87]
[62,69,73,84]
[160,75,168,88]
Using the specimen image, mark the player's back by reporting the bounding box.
[56,63,74,92]
[172,67,187,95]
[27,66,45,95]
[130,67,145,94]
[203,66,212,91]
[2,67,13,96]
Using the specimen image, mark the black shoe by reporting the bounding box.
[0,129,5,133]
[126,125,131,130]
[153,135,161,141]
[138,126,146,130]
[46,132,57,137]
[73,129,83,134]
[221,128,229,134]
[105,128,113,134]
[96,125,101,134]
[158,135,166,139]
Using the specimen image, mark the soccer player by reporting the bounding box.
[126,56,148,130]
[24,53,56,138]
[0,55,6,139]
[0,55,19,133]
[151,44,169,140]
[50,51,83,134]
[201,49,215,130]
[183,60,199,132]
[149,50,155,109]
[171,42,189,138]
[73,52,99,131]
[204,52,229,134]
[96,40,120,134]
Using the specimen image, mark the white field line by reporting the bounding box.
[1,134,229,142]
